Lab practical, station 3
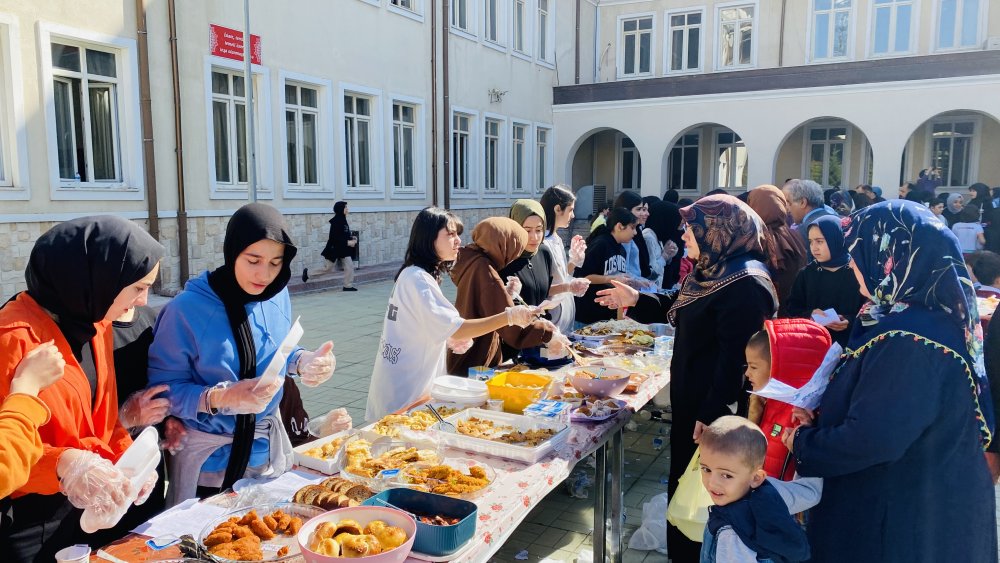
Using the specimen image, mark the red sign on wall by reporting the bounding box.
[209,24,262,65]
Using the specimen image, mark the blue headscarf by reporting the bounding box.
[845,200,992,447]
[809,215,850,268]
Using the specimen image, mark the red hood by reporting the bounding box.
[765,318,831,389]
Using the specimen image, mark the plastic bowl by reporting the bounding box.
[485,371,553,413]
[363,489,477,557]
[198,502,326,563]
[569,367,631,398]
[392,457,496,500]
[297,506,417,563]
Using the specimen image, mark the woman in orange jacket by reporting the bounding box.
[0,215,164,562]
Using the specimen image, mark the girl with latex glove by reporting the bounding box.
[119,384,171,430]
[545,331,573,356]
[662,240,679,263]
[205,375,283,416]
[506,305,541,327]
[568,277,591,297]
[504,276,523,300]
[447,337,474,355]
[57,449,134,516]
[292,341,336,387]
[567,235,587,270]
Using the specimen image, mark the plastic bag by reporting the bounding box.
[666,447,713,542]
[627,492,669,553]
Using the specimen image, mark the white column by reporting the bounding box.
[744,134,781,189]
[868,135,907,199]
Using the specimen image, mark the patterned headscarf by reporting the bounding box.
[668,195,777,323]
[845,200,992,446]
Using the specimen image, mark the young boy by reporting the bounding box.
[744,318,831,480]
[700,416,822,563]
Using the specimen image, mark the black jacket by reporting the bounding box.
[321,215,352,261]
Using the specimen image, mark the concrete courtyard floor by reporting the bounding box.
[290,277,672,563]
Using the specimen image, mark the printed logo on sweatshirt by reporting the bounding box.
[604,255,627,276]
[381,340,401,364]
[387,304,399,321]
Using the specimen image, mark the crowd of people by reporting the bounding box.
[0,173,997,562]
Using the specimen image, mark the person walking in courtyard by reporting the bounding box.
[314,201,358,291]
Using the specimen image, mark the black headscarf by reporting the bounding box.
[25,215,163,353]
[207,203,297,489]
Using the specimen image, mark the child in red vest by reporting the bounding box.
[744,318,831,480]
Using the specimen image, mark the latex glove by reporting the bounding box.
[57,449,133,513]
[9,340,65,396]
[119,384,171,429]
[505,276,523,300]
[297,341,336,387]
[317,408,353,437]
[568,235,586,268]
[133,470,159,506]
[211,377,282,415]
[662,240,679,262]
[595,280,640,310]
[546,332,572,357]
[505,306,539,328]
[568,278,591,297]
[535,318,558,333]
[161,417,188,454]
[447,337,474,355]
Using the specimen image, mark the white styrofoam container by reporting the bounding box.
[292,429,354,474]
[435,408,568,464]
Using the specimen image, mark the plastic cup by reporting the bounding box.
[468,366,495,382]
[55,544,90,563]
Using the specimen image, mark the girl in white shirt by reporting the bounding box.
[365,208,538,421]
[540,185,591,334]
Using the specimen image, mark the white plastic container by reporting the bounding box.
[79,426,161,533]
[54,544,90,563]
[292,429,354,474]
[435,408,568,464]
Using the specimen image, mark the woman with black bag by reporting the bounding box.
[314,201,358,291]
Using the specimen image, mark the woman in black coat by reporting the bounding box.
[595,194,777,563]
[318,201,358,291]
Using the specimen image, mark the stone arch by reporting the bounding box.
[660,122,750,197]
[772,116,874,192]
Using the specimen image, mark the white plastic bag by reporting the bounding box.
[627,492,669,553]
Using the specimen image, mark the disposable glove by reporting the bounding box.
[662,240,679,262]
[133,470,159,506]
[161,416,188,454]
[505,305,540,328]
[119,384,171,429]
[447,337,474,355]
[546,332,572,357]
[296,341,336,387]
[568,278,591,297]
[211,376,282,415]
[505,276,523,300]
[568,235,587,268]
[57,449,133,515]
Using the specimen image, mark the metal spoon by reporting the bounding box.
[425,404,458,434]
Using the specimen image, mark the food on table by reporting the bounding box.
[576,319,649,336]
[401,464,491,495]
[418,514,463,526]
[455,417,556,446]
[610,329,655,347]
[978,295,999,317]
[574,398,624,418]
[293,476,374,509]
[572,368,628,381]
[344,439,439,478]
[309,518,408,557]
[372,408,462,437]
[302,436,346,460]
[623,373,648,394]
[503,383,544,390]
[203,508,303,561]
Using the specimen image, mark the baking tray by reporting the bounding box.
[434,408,568,464]
[291,429,354,475]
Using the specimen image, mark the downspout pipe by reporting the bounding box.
[574,0,581,84]
[431,0,439,206]
[778,0,787,67]
[168,0,190,286]
[134,0,160,243]
[442,0,451,210]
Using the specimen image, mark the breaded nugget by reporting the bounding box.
[203,530,233,547]
[263,514,278,531]
[277,545,290,557]
[249,517,276,540]
[275,512,292,533]
[237,510,259,526]
[231,525,255,539]
[287,516,303,535]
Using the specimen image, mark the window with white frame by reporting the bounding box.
[537,127,550,192]
[937,0,984,50]
[716,131,747,189]
[211,69,250,185]
[807,126,848,188]
[485,0,502,43]
[537,0,552,62]
[452,113,471,192]
[719,5,755,69]
[484,118,501,193]
[667,11,702,72]
[453,0,471,33]
[668,132,700,190]
[512,123,528,193]
[813,0,852,60]
[284,83,319,187]
[620,136,641,192]
[620,16,653,77]
[51,42,122,183]
[392,102,416,191]
[513,0,528,54]
[871,0,915,55]
[930,119,975,187]
[391,0,414,11]
[343,92,374,190]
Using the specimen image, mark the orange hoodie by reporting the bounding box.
[0,293,131,497]
[0,393,51,498]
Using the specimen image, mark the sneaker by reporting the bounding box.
[301,268,309,283]
[343,286,358,292]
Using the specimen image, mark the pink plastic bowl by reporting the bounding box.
[569,366,631,398]
[297,506,417,563]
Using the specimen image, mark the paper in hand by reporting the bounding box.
[811,308,840,327]
[254,317,304,392]
[751,342,843,410]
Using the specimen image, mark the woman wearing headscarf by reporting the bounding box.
[594,195,777,563]
[645,198,684,288]
[785,200,997,562]
[783,215,866,348]
[0,216,164,561]
[941,193,965,227]
[447,218,566,375]
[316,201,358,291]
[747,185,808,309]
[829,189,855,217]
[148,203,336,506]
[968,183,999,252]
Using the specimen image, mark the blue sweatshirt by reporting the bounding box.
[148,272,299,472]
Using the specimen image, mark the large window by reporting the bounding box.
[718,5,755,69]
[812,0,852,60]
[484,118,501,193]
[537,0,552,62]
[452,113,471,192]
[807,126,848,188]
[536,126,550,193]
[485,0,502,44]
[52,42,121,183]
[452,0,471,33]
[667,11,702,73]
[284,83,319,187]
[512,122,528,193]
[930,119,975,187]
[871,0,915,55]
[619,136,641,192]
[211,69,249,185]
[620,15,653,77]
[392,102,416,192]
[513,0,528,54]
[668,132,700,191]
[343,93,373,189]
[716,131,747,189]
[937,0,984,50]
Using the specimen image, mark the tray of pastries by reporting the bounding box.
[292,476,375,510]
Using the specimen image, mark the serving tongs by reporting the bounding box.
[426,404,458,434]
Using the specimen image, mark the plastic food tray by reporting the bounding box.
[292,429,354,475]
[435,408,568,464]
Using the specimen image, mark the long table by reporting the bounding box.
[93,363,670,563]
